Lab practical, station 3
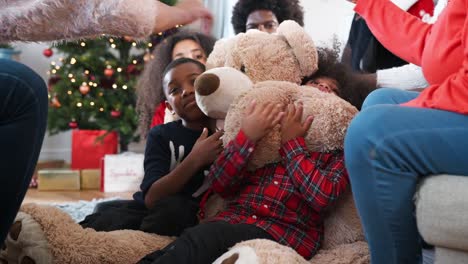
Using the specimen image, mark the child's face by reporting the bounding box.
[172,40,207,65]
[305,76,339,95]
[163,63,206,122]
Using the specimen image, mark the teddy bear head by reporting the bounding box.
[194,20,318,126]
[206,20,318,84]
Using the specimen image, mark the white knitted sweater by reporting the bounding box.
[376,0,448,90]
[0,0,157,41]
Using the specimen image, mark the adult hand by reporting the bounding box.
[154,0,213,34]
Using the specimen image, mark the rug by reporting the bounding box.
[51,197,122,222]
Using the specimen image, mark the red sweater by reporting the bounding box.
[355,0,468,114]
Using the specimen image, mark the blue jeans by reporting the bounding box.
[0,59,48,242]
[344,88,468,264]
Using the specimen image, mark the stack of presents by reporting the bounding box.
[32,130,144,193]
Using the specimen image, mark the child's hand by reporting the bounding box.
[241,100,284,142]
[191,128,224,167]
[281,103,314,144]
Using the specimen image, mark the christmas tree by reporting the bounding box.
[46,0,178,151]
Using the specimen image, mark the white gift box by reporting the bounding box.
[101,152,144,193]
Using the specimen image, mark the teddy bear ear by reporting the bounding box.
[206,37,238,70]
[276,20,318,77]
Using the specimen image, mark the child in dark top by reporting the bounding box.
[80,58,223,236]
[138,101,349,264]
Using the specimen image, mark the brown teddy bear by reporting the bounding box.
[193,21,368,263]
[0,21,368,264]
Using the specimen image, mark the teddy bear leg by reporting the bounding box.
[221,253,239,264]
[1,212,53,264]
[10,221,22,241]
[2,221,38,264]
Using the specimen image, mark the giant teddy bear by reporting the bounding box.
[0,21,369,264]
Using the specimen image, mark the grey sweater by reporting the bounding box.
[0,0,158,41]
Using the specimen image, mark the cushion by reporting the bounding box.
[415,175,468,251]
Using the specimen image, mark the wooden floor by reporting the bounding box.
[23,189,133,204]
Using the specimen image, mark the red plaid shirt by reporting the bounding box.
[207,130,349,259]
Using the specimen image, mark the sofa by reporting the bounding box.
[416,175,468,264]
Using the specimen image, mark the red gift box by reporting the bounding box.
[71,130,118,170]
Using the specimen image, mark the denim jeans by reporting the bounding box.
[344,88,468,264]
[0,59,48,242]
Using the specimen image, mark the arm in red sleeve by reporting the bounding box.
[280,137,349,213]
[355,0,433,65]
[403,4,468,113]
[207,130,255,198]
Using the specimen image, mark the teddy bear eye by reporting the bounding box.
[240,65,246,73]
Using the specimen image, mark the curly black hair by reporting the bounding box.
[304,40,375,110]
[231,0,305,34]
[136,31,217,138]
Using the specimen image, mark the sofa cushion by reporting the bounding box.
[415,175,468,251]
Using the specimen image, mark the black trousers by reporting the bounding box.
[137,221,274,264]
[79,194,199,236]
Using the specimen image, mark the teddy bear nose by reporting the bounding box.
[195,73,220,96]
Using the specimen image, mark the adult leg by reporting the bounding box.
[345,100,468,264]
[137,221,273,264]
[140,195,200,236]
[361,88,420,109]
[0,60,48,242]
[79,200,147,231]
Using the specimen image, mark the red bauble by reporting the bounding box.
[79,84,90,95]
[126,64,136,74]
[123,36,134,42]
[43,48,53,58]
[104,68,114,77]
[110,110,121,118]
[48,75,61,92]
[51,96,61,108]
[68,121,78,129]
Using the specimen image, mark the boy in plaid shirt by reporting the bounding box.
[138,101,349,264]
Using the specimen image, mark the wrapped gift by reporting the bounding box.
[71,130,118,170]
[38,169,80,191]
[31,160,66,188]
[80,169,101,190]
[101,152,144,193]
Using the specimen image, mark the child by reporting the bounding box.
[80,58,223,236]
[303,45,375,110]
[138,101,349,263]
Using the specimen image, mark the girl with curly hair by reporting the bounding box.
[136,31,217,138]
[304,43,375,111]
[231,0,305,34]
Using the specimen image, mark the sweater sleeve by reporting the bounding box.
[0,0,157,42]
[354,0,433,65]
[376,63,429,89]
[403,5,468,113]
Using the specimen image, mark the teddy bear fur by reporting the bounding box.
[1,21,368,264]
[192,20,368,263]
[0,204,175,264]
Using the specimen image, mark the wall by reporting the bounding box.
[300,0,355,49]
[13,0,355,163]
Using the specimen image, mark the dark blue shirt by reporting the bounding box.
[348,14,407,73]
[133,120,208,204]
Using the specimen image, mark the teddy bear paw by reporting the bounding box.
[213,246,259,264]
[1,212,53,264]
